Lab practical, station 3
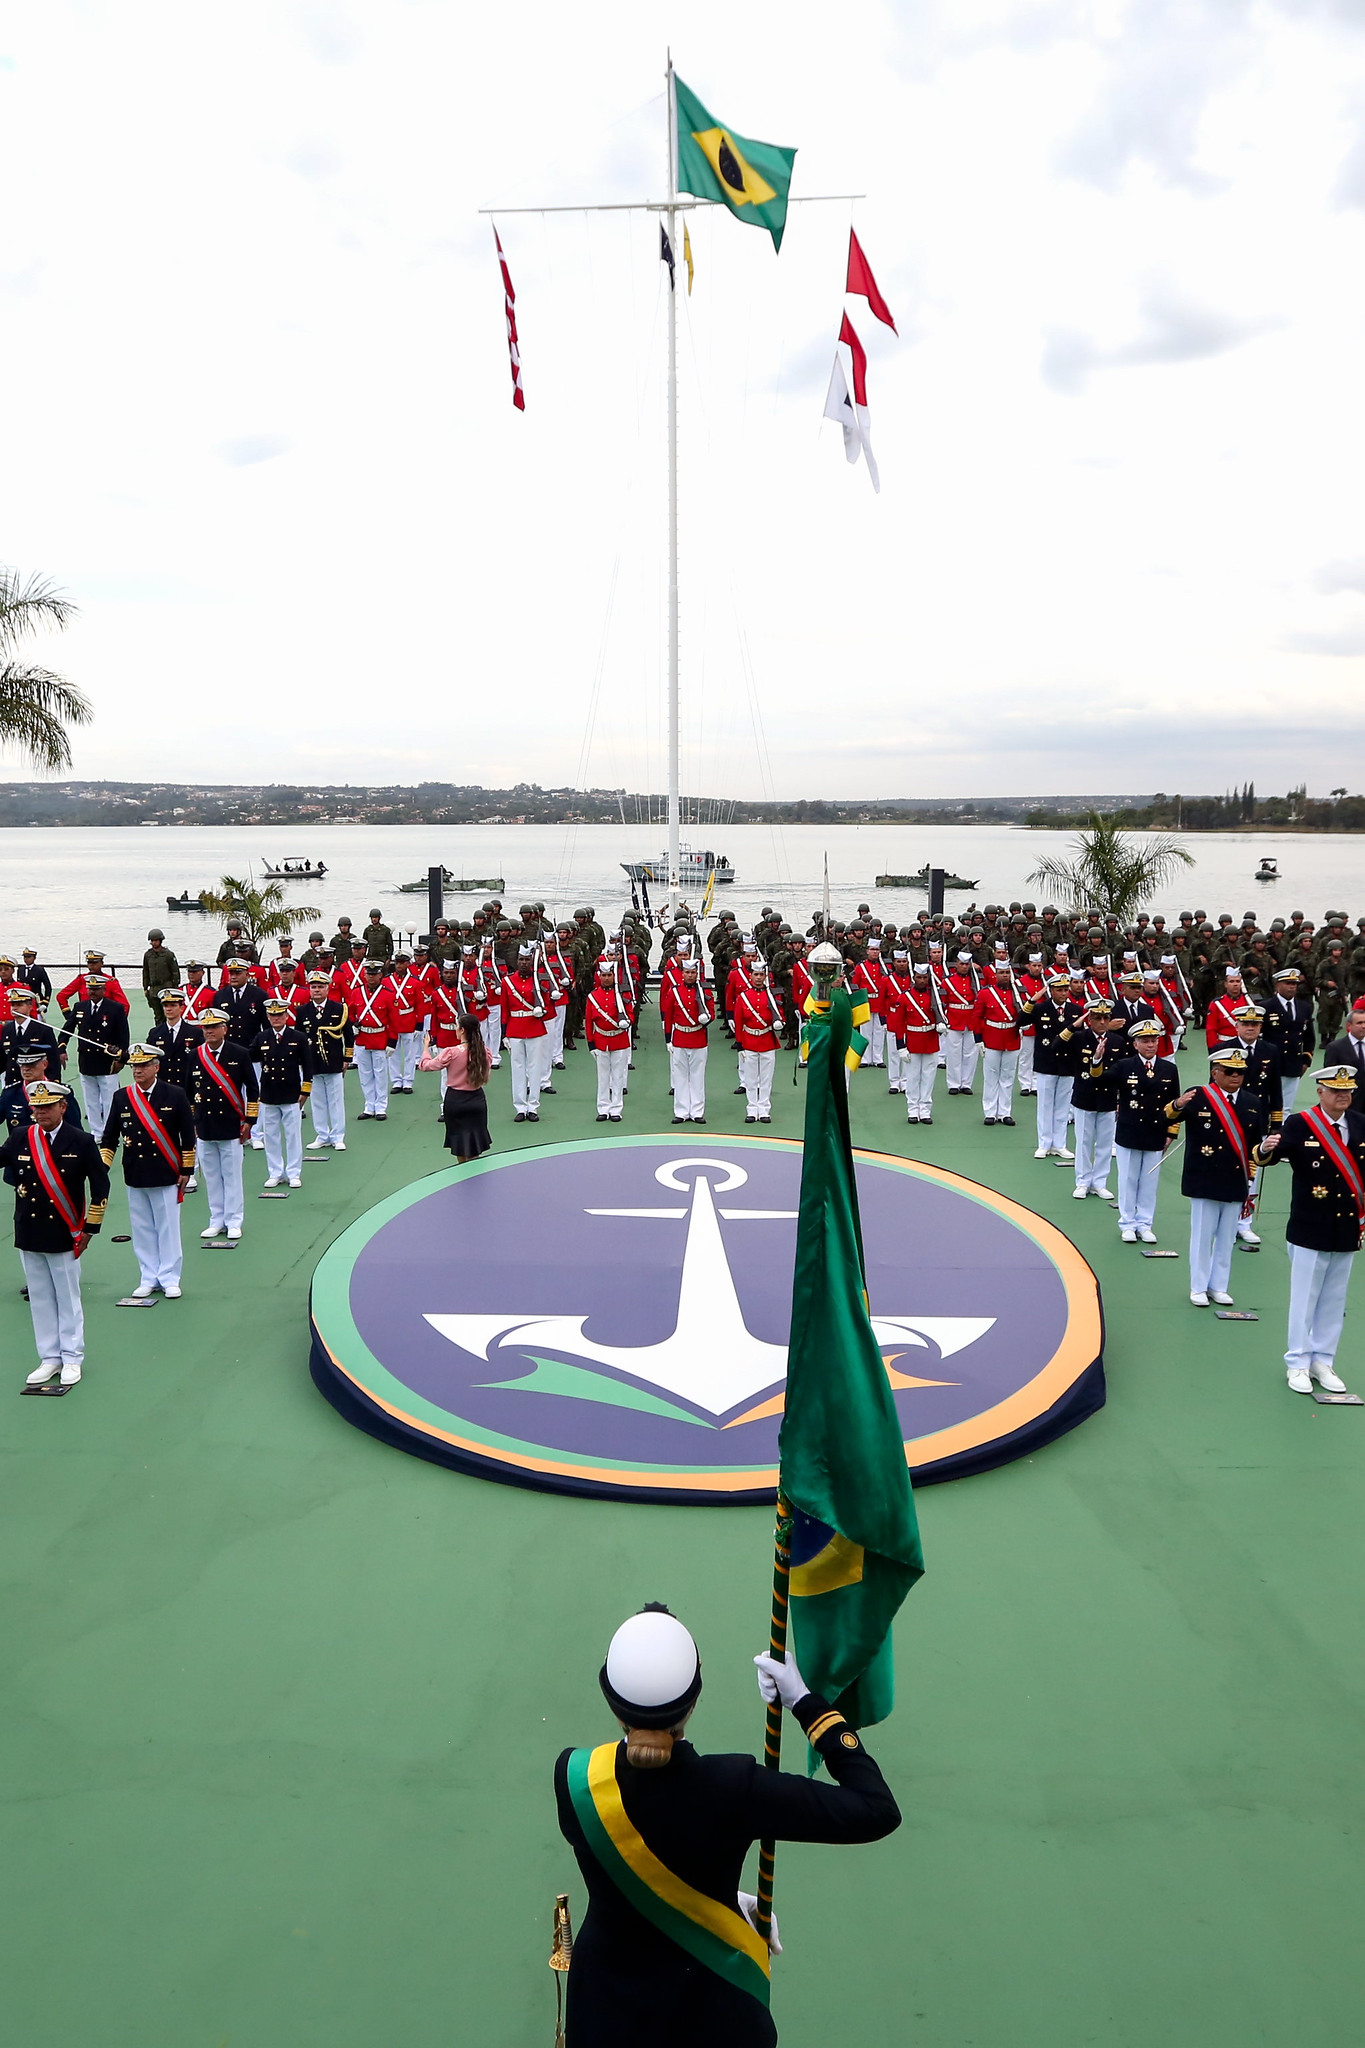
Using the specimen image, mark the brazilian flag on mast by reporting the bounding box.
[782,985,924,1735]
[672,73,797,252]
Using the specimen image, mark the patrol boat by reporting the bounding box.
[621,845,734,887]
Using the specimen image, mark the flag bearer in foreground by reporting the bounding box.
[100,1044,196,1299]
[554,1604,899,2048]
[0,1080,108,1386]
[1255,1063,1365,1394]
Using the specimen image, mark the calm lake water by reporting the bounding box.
[4,822,1363,974]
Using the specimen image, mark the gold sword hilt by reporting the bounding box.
[549,1893,573,1973]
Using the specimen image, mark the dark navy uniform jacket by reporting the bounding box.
[256,1023,313,1104]
[555,1694,899,2048]
[185,1039,260,1140]
[1024,997,1083,1076]
[100,1081,197,1187]
[146,1019,205,1092]
[0,1017,60,1085]
[1172,1084,1265,1203]
[297,1000,353,1075]
[59,997,130,1076]
[1069,1025,1124,1112]
[1113,1054,1180,1150]
[215,983,267,1051]
[1257,1107,1365,1253]
[1226,1038,1283,1123]
[0,1124,109,1251]
[1261,995,1314,1078]
[0,1082,83,1184]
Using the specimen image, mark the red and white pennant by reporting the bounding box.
[824,230,896,492]
[493,225,525,412]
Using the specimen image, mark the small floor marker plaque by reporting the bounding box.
[1142,1248,1179,1259]
[259,1189,290,1200]
[1311,1386,1363,1406]
[203,1239,238,1250]
[1215,1309,1258,1321]
[116,1296,159,1308]
[21,1383,70,1397]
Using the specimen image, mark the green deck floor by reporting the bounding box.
[2,1030,1362,2047]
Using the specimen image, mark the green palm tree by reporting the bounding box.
[0,568,91,770]
[1027,812,1194,922]
[199,875,321,946]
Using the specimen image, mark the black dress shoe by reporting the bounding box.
[515,1112,526,1122]
[527,1111,539,1122]
[596,1113,608,1122]
[983,1117,995,1126]
[1001,1116,1016,1126]
[760,1115,771,1124]
[734,1086,746,1095]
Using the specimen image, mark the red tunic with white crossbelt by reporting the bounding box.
[942,970,977,1033]
[790,959,815,1013]
[891,981,940,1055]
[851,959,887,1016]
[501,971,547,1040]
[428,981,465,1049]
[584,985,635,1051]
[733,986,784,1051]
[351,985,397,1049]
[970,981,1021,1051]
[661,980,713,1048]
[724,961,757,1018]
[388,971,424,1036]
[1016,970,1045,1038]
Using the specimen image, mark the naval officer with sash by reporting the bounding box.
[0,1080,109,1387]
[187,1008,260,1240]
[1255,1062,1365,1394]
[100,1044,197,1299]
[555,1604,899,2048]
[1169,1044,1266,1307]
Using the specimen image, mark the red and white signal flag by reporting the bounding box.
[824,312,880,493]
[493,225,525,412]
[846,228,897,333]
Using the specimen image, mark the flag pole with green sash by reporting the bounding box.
[754,941,925,1947]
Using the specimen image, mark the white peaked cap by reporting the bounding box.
[604,1610,699,1710]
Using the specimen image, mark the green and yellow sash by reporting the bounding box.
[566,1742,771,2008]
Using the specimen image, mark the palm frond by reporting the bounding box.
[0,663,93,772]
[200,876,320,943]
[1027,813,1193,921]
[0,568,78,652]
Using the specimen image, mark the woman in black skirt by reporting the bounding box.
[418,1011,492,1161]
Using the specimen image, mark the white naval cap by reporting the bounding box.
[601,1605,702,1728]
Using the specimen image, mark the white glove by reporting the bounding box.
[753,1650,810,1710]
[738,1891,783,1956]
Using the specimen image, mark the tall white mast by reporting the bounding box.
[665,54,681,920]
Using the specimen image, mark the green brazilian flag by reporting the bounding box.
[673,74,796,252]
[781,986,924,1736]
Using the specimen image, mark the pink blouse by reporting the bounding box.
[418,1042,472,1088]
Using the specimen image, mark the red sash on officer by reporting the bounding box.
[1303,1106,1365,1229]
[197,1042,245,1118]
[27,1124,85,1245]
[1201,1084,1254,1214]
[127,1082,184,1192]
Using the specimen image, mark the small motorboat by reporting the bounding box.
[1254,857,1279,881]
[396,870,506,893]
[260,858,327,879]
[165,890,212,912]
[876,867,979,890]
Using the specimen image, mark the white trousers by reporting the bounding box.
[865,1015,886,1065]
[1073,1108,1116,1192]
[886,1039,904,1093]
[739,1049,776,1117]
[593,1047,629,1114]
[258,1101,302,1180]
[20,1248,84,1365]
[310,1070,346,1143]
[483,1009,502,1062]
[1035,1074,1074,1152]
[982,1046,1018,1119]
[945,1031,978,1091]
[128,1182,183,1289]
[355,1045,389,1114]
[508,1037,543,1113]
[1281,1072,1301,1115]
[903,1051,938,1118]
[251,1062,265,1144]
[1189,1198,1240,1296]
[549,1005,567,1064]
[670,1046,708,1120]
[1018,1034,1036,1091]
[1285,1244,1354,1369]
[1115,1145,1162,1231]
[81,1072,119,1134]
[198,1136,245,1230]
[388,1031,419,1089]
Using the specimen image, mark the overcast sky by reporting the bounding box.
[5,1,1365,799]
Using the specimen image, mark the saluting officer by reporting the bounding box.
[0,1079,109,1388]
[1067,995,1123,1202]
[256,995,313,1188]
[1112,1018,1179,1243]
[0,983,60,1083]
[1261,966,1315,1115]
[59,968,131,1134]
[1,1047,84,1172]
[188,1007,259,1241]
[1256,1062,1365,1395]
[555,1604,899,2048]
[299,971,352,1151]
[100,1044,197,1299]
[1169,1045,1265,1308]
[1022,971,1078,1161]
